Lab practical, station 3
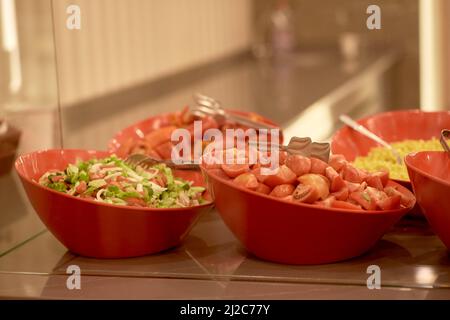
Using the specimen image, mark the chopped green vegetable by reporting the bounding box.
[38,155,206,208]
[47,182,67,192]
[88,179,107,189]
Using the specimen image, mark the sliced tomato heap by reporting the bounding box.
[210,152,413,211]
[120,106,277,160]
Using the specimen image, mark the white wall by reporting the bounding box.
[51,0,253,105]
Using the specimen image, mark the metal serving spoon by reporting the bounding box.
[339,114,402,164]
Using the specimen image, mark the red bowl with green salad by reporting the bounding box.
[15,149,213,258]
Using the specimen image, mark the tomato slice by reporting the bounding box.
[331,200,362,211]
[326,166,349,193]
[331,187,349,201]
[349,191,377,211]
[342,164,364,183]
[144,126,177,149]
[75,181,87,194]
[250,167,268,183]
[357,168,369,181]
[279,151,288,165]
[154,141,174,159]
[292,184,319,203]
[221,163,250,178]
[179,105,195,125]
[263,165,297,188]
[329,154,347,172]
[269,184,295,198]
[330,175,346,193]
[285,154,311,176]
[126,197,147,207]
[310,158,328,175]
[345,180,367,193]
[89,172,106,180]
[316,195,336,207]
[366,174,384,191]
[325,166,339,181]
[255,183,272,195]
[298,174,330,200]
[233,173,259,190]
[50,175,65,182]
[365,186,388,203]
[377,194,401,210]
[151,173,167,187]
[184,115,219,135]
[371,171,389,187]
[384,186,415,207]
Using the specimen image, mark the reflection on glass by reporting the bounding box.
[1,0,21,96]
[415,266,438,286]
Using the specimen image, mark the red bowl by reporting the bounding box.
[15,149,213,258]
[405,151,450,250]
[108,109,283,158]
[201,167,416,265]
[331,110,450,186]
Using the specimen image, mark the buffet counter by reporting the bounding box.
[1,49,449,299]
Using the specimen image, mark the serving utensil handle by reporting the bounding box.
[440,129,450,156]
[339,114,402,164]
[225,113,278,130]
[339,115,390,149]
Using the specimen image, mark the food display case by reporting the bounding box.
[1,0,450,300]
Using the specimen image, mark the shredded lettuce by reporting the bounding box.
[38,155,206,208]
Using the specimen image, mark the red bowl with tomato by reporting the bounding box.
[201,151,416,264]
[15,149,213,258]
[405,151,450,250]
[331,110,450,187]
[108,108,283,159]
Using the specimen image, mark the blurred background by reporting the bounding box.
[1,0,442,150]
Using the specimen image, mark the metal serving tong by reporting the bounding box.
[125,153,200,171]
[125,137,330,170]
[249,137,330,163]
[440,129,450,156]
[190,93,278,130]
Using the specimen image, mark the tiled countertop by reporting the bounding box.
[1,212,450,299]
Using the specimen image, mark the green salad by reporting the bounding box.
[38,155,206,208]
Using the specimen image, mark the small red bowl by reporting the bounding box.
[15,149,213,258]
[405,151,450,250]
[331,110,450,186]
[201,167,416,265]
[108,109,283,158]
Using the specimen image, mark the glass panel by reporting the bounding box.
[0,212,449,289]
[0,0,59,255]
